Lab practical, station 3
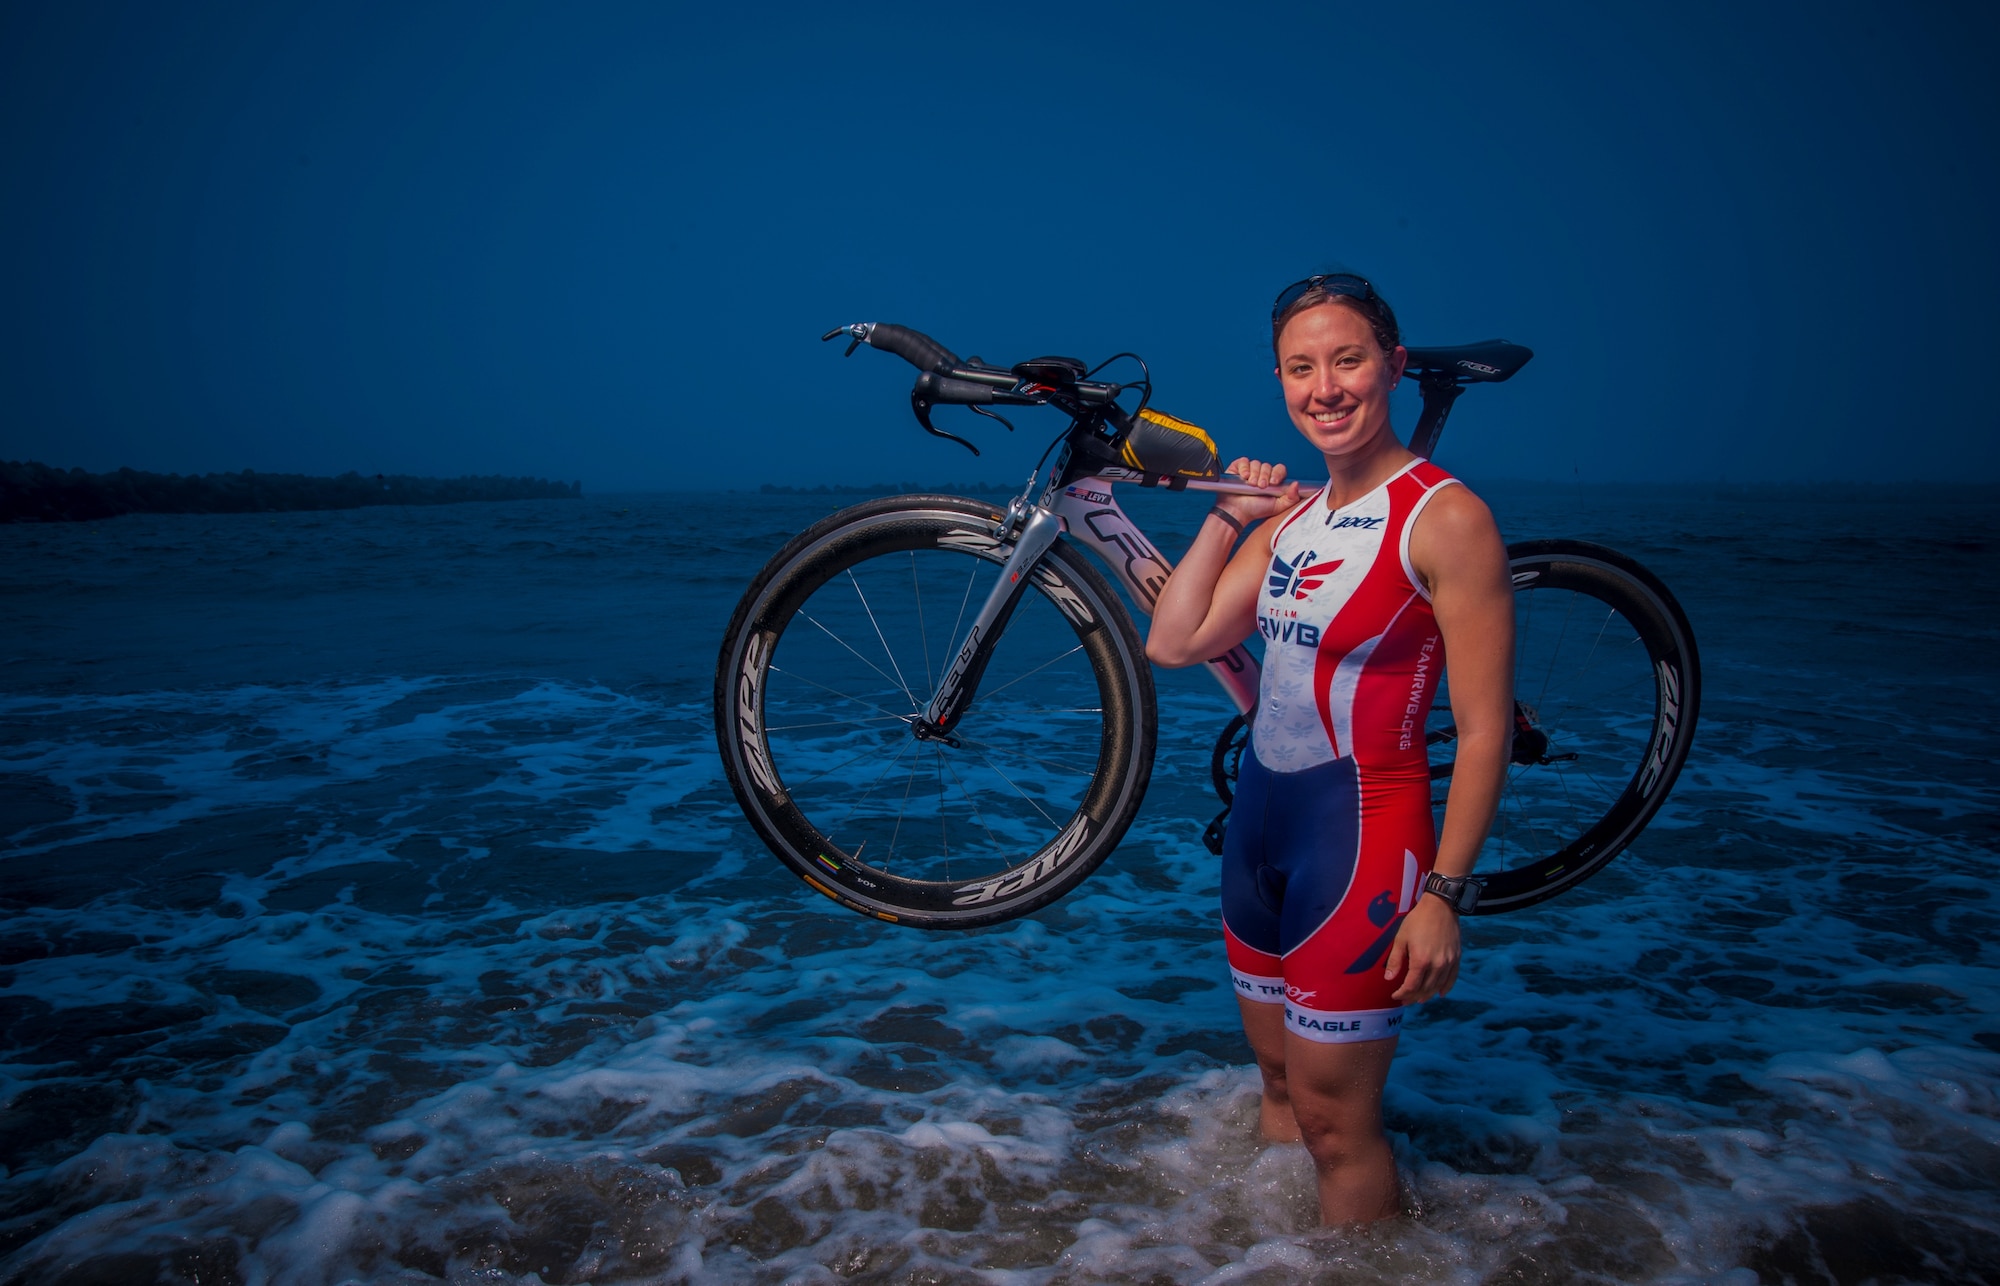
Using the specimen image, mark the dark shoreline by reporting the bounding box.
[754,481,1018,496]
[2,461,582,523]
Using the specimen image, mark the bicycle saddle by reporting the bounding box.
[1402,340,1533,383]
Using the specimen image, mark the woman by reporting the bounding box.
[1146,274,1515,1224]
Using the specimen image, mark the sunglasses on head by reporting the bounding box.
[1271,273,1379,321]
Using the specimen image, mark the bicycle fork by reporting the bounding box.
[911,471,1268,742]
[910,505,1065,743]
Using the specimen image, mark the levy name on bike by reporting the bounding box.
[1145,273,1516,1224]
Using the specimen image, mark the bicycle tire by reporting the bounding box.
[1433,539,1700,913]
[715,494,1157,929]
[1203,539,1699,913]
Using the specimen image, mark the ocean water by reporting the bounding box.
[1,485,1996,1286]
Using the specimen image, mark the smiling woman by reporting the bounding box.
[1146,270,1516,1226]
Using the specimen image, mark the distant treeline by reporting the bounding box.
[757,481,1017,496]
[1,461,582,523]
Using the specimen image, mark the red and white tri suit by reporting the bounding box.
[1221,458,1460,1043]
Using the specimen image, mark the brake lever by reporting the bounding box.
[820,322,871,357]
[967,404,1015,433]
[910,391,980,455]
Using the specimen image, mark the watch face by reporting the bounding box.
[1426,873,1478,911]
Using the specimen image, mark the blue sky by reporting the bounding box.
[2,1,1995,488]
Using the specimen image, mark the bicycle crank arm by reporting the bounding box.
[915,507,1064,738]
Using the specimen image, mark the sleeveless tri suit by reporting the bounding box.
[1222,458,1460,1043]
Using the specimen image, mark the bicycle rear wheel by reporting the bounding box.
[1429,539,1700,913]
[715,495,1156,929]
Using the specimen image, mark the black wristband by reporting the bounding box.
[1423,871,1482,914]
[1207,506,1245,537]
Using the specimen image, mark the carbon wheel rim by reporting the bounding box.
[726,506,1148,920]
[1430,543,1698,913]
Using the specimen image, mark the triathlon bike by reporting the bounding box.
[714,323,1699,929]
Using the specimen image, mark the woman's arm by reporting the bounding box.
[1146,459,1304,668]
[1385,484,1514,1003]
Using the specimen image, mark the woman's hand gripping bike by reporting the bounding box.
[714,323,1700,929]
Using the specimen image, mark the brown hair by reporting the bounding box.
[1271,282,1401,361]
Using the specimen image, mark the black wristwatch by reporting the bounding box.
[1423,872,1482,915]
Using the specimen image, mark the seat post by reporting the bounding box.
[1406,376,1464,460]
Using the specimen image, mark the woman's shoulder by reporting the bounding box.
[1407,477,1504,575]
[1414,472,1494,529]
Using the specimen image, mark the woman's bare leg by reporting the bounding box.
[1236,996,1300,1142]
[1282,1031,1401,1224]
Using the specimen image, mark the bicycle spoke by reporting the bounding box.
[977,643,1088,701]
[936,752,1009,854]
[1501,770,1555,862]
[829,735,922,831]
[945,561,980,677]
[765,712,914,733]
[847,570,920,712]
[1541,607,1627,723]
[1543,665,1651,724]
[797,611,919,712]
[1536,589,1577,712]
[911,551,934,693]
[1560,757,1621,802]
[885,761,922,870]
[954,733,1100,780]
[934,746,949,871]
[964,745,1063,830]
[768,664,914,728]
[784,730,910,792]
[1549,762,1578,812]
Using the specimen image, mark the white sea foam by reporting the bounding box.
[0,671,1992,1281]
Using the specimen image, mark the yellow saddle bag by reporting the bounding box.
[1118,409,1220,479]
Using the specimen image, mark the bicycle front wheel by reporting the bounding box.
[715,495,1156,929]
[1430,539,1701,913]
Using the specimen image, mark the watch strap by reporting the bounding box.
[1424,871,1483,914]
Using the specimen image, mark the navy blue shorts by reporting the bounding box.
[1221,747,1433,1043]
